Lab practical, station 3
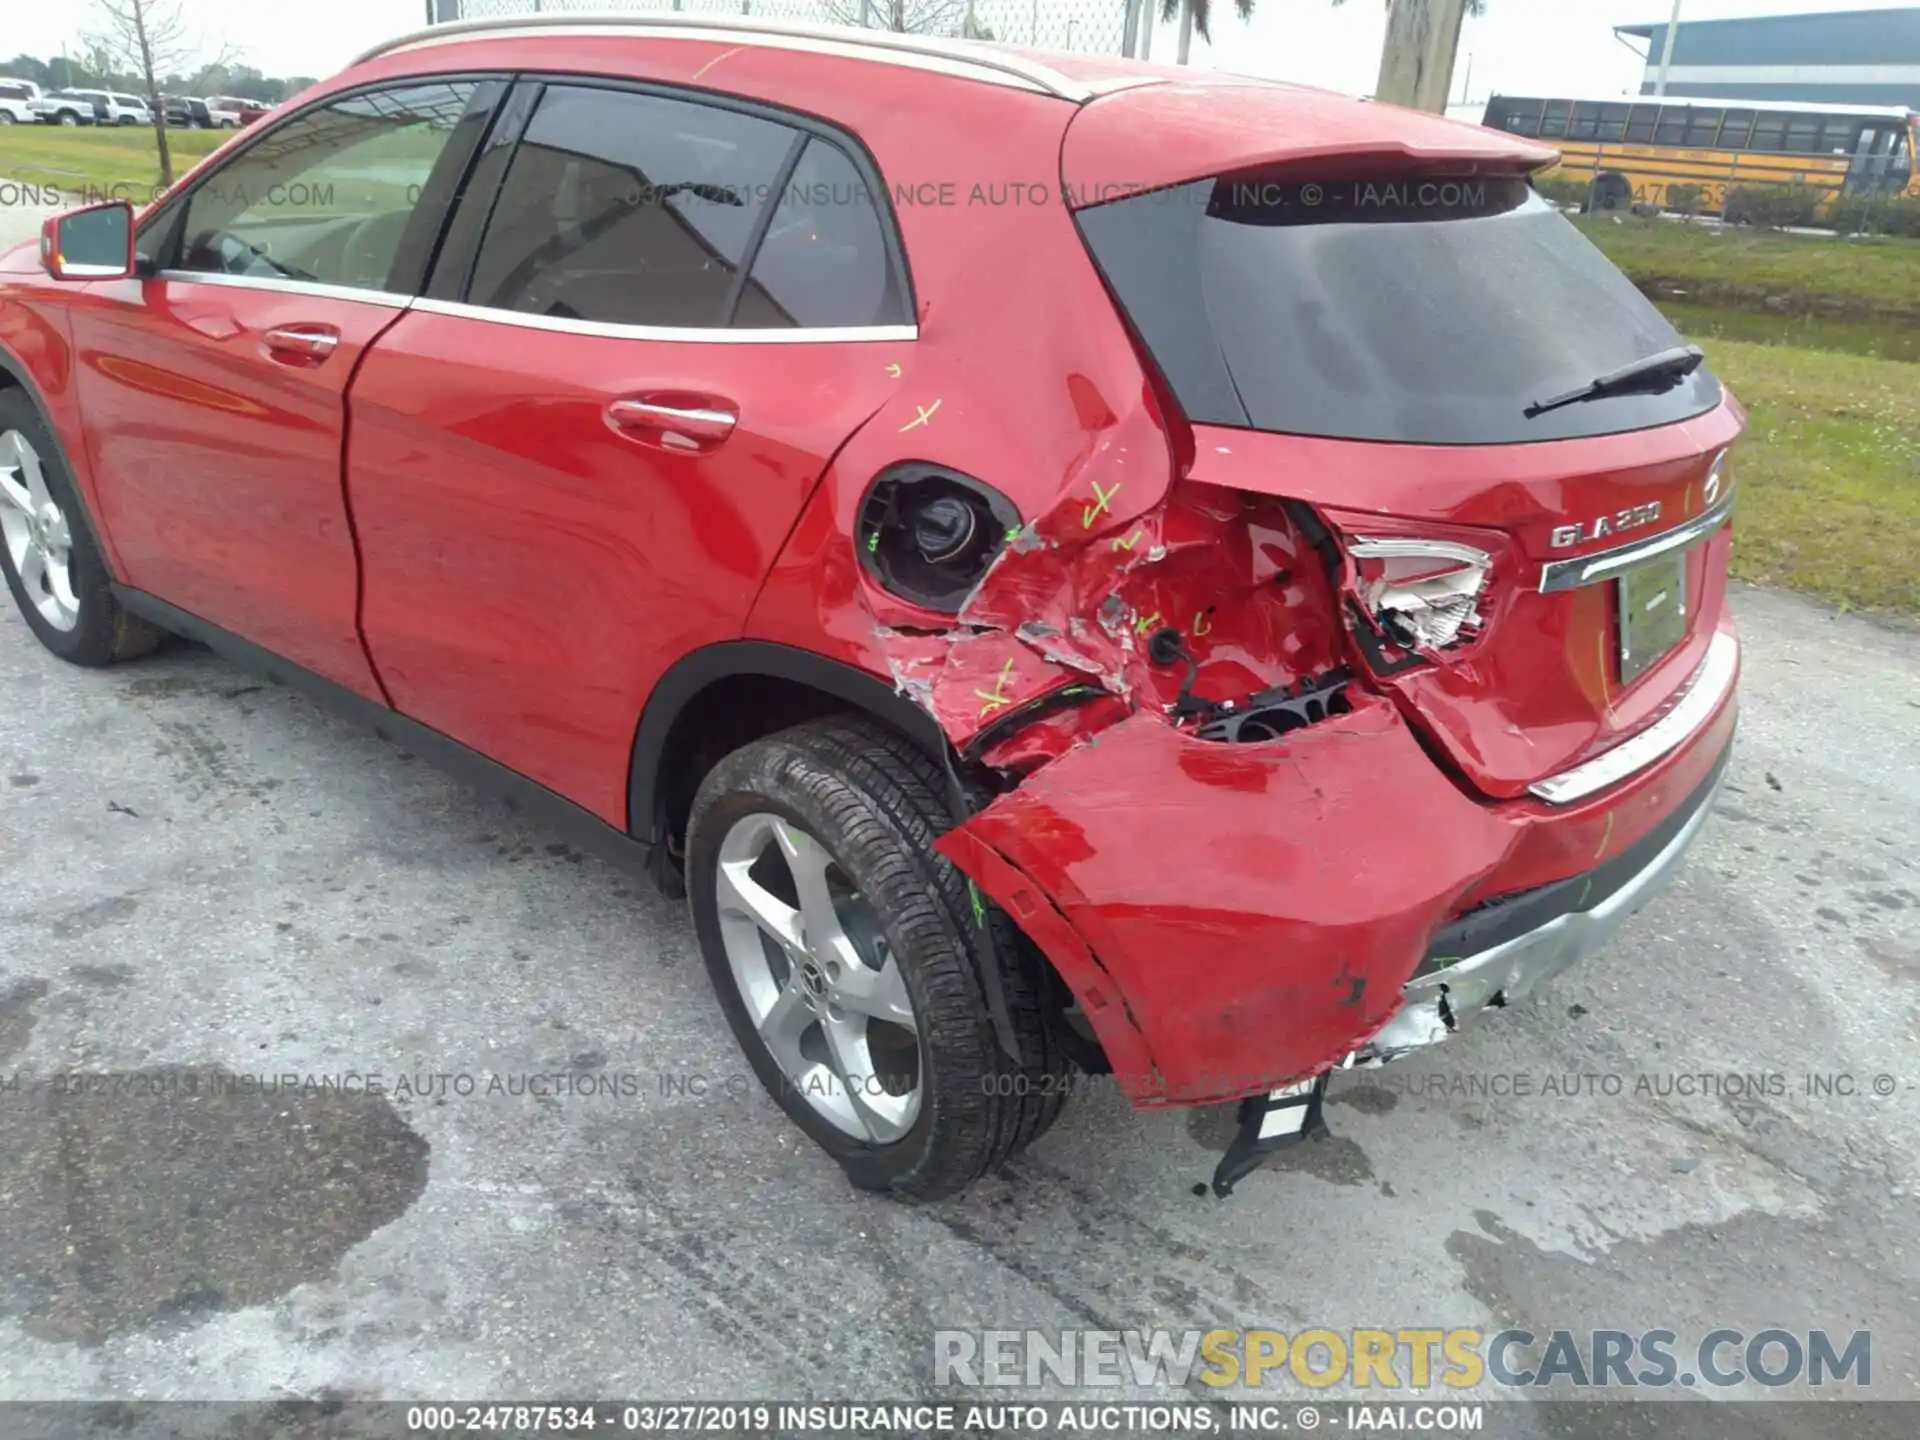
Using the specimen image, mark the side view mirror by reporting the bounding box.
[40,200,136,282]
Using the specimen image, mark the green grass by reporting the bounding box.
[0,124,229,202]
[1570,217,1920,615]
[1663,301,1920,365]
[1574,214,1920,320]
[1698,337,1920,615]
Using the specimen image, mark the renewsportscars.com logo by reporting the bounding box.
[933,1328,1872,1391]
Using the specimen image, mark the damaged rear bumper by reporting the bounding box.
[1356,734,1731,1063]
[938,629,1739,1109]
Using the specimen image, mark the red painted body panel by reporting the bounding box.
[0,268,122,571]
[345,311,911,823]
[64,277,392,699]
[1185,406,1743,797]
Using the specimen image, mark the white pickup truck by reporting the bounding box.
[28,88,151,125]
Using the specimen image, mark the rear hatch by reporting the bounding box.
[1064,83,1741,800]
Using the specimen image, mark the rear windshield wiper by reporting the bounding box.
[1523,345,1706,419]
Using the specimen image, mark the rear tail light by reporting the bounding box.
[1347,537,1492,651]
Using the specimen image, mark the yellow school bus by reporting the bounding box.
[1482,95,1920,216]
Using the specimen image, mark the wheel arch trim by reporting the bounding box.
[0,341,122,582]
[626,639,948,846]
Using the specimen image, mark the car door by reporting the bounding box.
[345,78,915,822]
[66,78,501,698]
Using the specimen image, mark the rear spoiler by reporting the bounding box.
[1062,80,1561,209]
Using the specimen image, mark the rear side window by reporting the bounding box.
[732,138,906,328]
[467,86,796,328]
[1076,174,1722,446]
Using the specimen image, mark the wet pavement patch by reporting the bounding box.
[1183,1106,1376,1187]
[0,1066,429,1345]
[0,977,51,1064]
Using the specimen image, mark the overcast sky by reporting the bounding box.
[9,0,1916,102]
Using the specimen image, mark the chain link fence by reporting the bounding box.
[427,0,1141,58]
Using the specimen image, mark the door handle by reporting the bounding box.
[606,394,738,453]
[262,324,340,365]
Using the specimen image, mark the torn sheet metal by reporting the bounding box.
[867,468,1349,756]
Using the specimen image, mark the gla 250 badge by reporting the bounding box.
[1550,500,1662,549]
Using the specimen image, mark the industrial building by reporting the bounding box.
[1617,6,1920,108]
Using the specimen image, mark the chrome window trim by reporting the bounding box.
[1538,485,1737,593]
[1528,629,1739,805]
[156,269,415,309]
[410,296,917,344]
[361,17,1091,101]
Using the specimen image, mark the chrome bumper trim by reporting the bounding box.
[1529,630,1738,805]
[1538,485,1736,593]
[1354,759,1726,1064]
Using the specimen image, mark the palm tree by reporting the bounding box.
[1155,0,1252,61]
[1156,0,1487,69]
[1152,0,1482,105]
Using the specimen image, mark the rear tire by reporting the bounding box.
[686,715,1074,1200]
[0,389,162,667]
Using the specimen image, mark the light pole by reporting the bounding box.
[1654,0,1683,98]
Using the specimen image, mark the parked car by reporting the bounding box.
[27,89,103,125]
[206,94,269,126]
[0,17,1742,1200]
[0,77,41,125]
[29,89,148,125]
[160,95,217,128]
[203,98,243,128]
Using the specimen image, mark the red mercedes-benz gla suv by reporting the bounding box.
[0,17,1739,1198]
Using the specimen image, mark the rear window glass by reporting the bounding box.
[1076,174,1722,446]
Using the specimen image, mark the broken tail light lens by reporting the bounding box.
[1347,536,1493,652]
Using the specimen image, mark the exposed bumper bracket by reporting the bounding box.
[1211,1073,1332,1197]
[1357,738,1730,1065]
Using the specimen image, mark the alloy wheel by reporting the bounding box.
[0,429,81,632]
[714,811,922,1143]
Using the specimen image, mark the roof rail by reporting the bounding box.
[352,13,1096,102]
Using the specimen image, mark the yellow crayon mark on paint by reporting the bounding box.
[1111,529,1144,553]
[975,659,1016,717]
[1192,610,1213,637]
[1133,611,1162,636]
[885,362,902,378]
[899,399,941,432]
[1082,479,1120,529]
